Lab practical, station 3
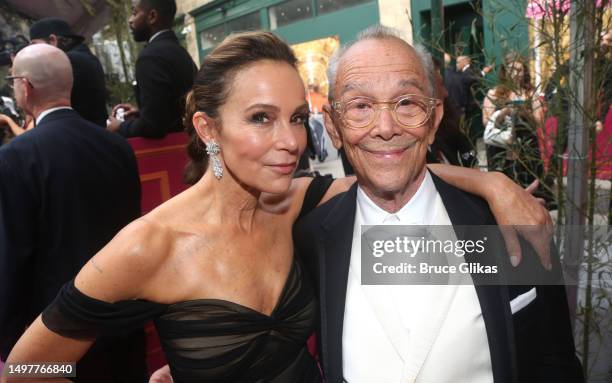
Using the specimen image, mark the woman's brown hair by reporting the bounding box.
[183,31,298,184]
[494,52,534,102]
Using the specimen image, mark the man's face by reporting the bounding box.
[456,56,469,71]
[10,68,28,112]
[325,38,442,200]
[129,1,151,42]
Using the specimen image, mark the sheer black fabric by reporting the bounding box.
[42,176,334,382]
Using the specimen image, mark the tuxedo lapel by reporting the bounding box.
[431,173,518,383]
[317,183,358,382]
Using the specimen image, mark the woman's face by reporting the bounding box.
[508,61,525,85]
[214,59,308,194]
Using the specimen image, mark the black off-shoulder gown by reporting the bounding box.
[42,176,333,383]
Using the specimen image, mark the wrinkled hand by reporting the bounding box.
[149,364,172,383]
[112,103,139,119]
[487,174,553,270]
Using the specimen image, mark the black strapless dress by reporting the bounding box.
[42,176,334,383]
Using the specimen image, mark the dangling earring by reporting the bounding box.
[205,141,223,180]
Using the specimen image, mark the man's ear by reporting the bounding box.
[48,34,58,47]
[427,100,444,145]
[147,8,158,26]
[192,111,217,144]
[323,104,343,150]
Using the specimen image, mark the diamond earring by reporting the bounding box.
[205,141,223,180]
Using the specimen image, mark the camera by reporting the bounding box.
[0,34,29,67]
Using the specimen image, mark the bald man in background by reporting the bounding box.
[0,44,145,382]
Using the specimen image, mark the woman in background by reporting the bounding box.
[483,53,545,187]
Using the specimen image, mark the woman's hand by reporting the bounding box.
[427,165,554,269]
[485,174,553,269]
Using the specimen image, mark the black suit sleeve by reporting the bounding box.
[119,55,175,138]
[0,152,37,358]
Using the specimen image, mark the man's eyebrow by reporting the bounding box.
[338,78,424,98]
[398,79,424,91]
[339,82,367,96]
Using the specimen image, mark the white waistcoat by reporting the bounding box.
[342,172,493,383]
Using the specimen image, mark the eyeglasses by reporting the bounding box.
[4,76,34,89]
[331,94,440,130]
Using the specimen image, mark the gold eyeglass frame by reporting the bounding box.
[331,94,440,130]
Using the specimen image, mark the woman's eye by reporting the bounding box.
[251,112,270,124]
[292,113,310,124]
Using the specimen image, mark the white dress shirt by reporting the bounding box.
[342,171,493,383]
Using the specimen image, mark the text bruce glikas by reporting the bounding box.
[369,236,499,275]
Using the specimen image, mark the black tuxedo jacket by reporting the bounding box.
[294,173,583,383]
[67,43,108,127]
[119,30,197,138]
[0,109,144,380]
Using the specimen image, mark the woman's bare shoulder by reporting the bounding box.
[75,218,175,303]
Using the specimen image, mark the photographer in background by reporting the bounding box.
[1,37,34,145]
[29,18,108,127]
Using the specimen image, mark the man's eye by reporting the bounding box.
[251,113,270,124]
[354,102,371,110]
[398,99,414,107]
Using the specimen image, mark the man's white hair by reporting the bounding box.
[326,25,436,101]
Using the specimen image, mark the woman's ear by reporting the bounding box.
[192,111,217,144]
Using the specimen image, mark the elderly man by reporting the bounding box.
[0,44,145,381]
[294,26,582,383]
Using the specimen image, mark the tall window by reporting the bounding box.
[317,0,370,15]
[199,11,261,52]
[226,11,261,33]
[269,0,313,30]
[200,24,225,51]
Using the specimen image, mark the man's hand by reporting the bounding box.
[112,103,139,119]
[487,174,554,270]
[149,364,172,383]
[106,116,122,133]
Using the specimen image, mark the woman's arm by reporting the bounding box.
[2,317,93,383]
[482,89,498,125]
[3,219,170,383]
[0,114,25,136]
[427,164,553,269]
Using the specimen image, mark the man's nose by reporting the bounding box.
[371,106,400,140]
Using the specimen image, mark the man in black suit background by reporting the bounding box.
[107,0,197,138]
[0,44,145,382]
[29,18,108,127]
[294,26,582,383]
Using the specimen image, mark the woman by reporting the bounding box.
[0,113,34,143]
[5,32,549,383]
[482,53,545,186]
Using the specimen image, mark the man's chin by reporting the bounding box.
[130,30,149,42]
